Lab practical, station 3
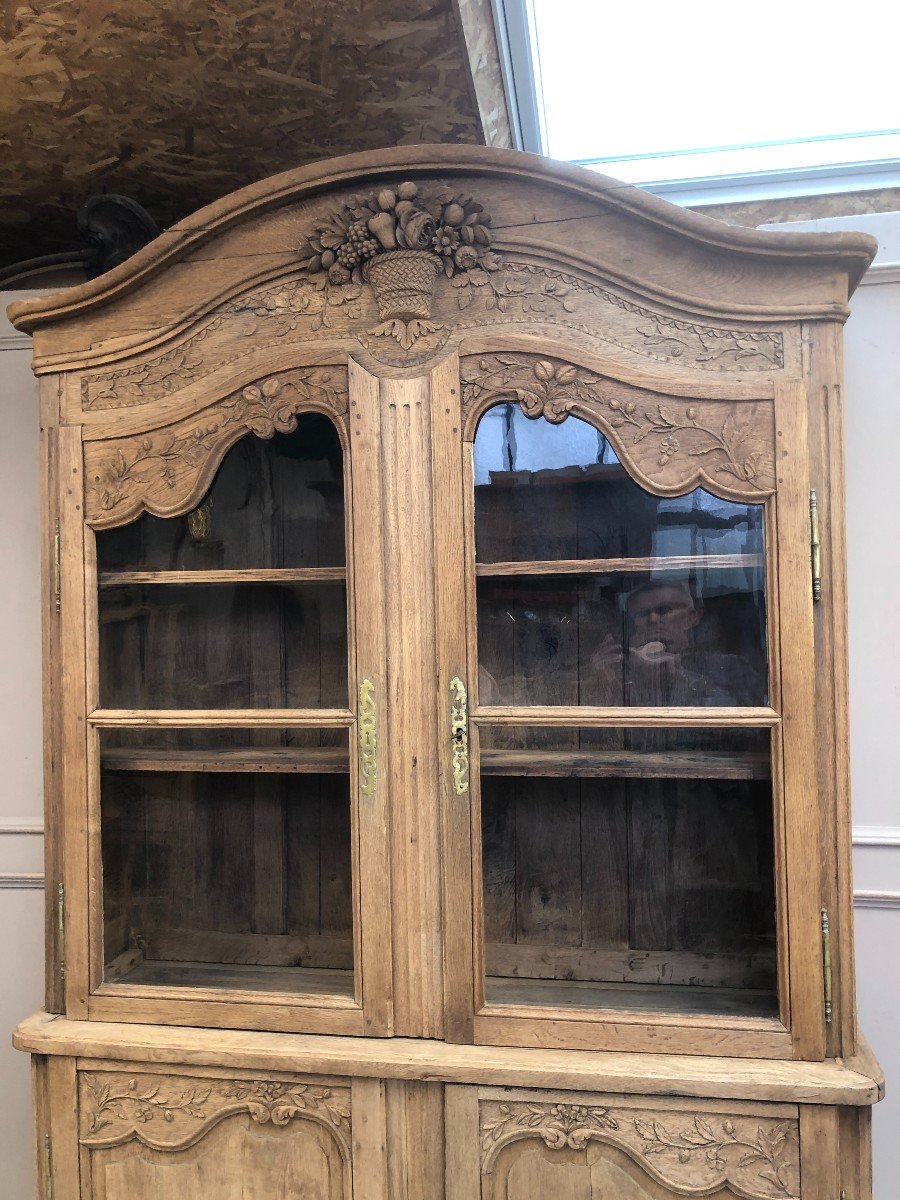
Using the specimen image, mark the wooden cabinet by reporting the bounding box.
[10,145,882,1196]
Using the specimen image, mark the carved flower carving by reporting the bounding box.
[481,1101,618,1152]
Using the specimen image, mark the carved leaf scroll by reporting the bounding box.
[79,1071,352,1156]
[479,1100,800,1199]
[461,353,776,501]
[84,366,349,528]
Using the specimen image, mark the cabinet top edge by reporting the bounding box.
[6,145,877,335]
[13,1012,884,1107]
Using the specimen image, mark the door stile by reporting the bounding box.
[45,1056,80,1200]
[84,526,103,997]
[354,358,445,1038]
[461,432,487,1022]
[58,423,90,1018]
[348,359,394,1036]
[773,377,826,1060]
[430,354,476,1043]
[764,497,791,1034]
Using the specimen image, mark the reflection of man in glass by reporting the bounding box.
[592,579,765,707]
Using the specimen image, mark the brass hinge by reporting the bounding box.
[57,882,66,980]
[821,907,833,1023]
[44,1132,53,1200]
[809,490,821,602]
[52,520,61,612]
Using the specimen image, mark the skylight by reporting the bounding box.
[507,0,900,200]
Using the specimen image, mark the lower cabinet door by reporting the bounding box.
[74,1065,386,1200]
[446,1087,805,1200]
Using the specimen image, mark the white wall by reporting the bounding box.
[843,226,900,1193]
[761,212,900,1194]
[1,234,897,1193]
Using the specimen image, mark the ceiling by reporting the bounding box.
[0,0,510,269]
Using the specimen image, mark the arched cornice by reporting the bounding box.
[8,145,876,338]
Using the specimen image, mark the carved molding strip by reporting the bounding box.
[79,1071,351,1158]
[78,250,786,410]
[84,366,348,528]
[479,1100,800,1199]
[80,280,362,410]
[461,352,776,501]
[455,260,784,372]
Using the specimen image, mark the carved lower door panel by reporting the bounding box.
[74,1064,387,1200]
[447,1087,810,1200]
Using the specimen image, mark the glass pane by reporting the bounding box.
[96,417,350,711]
[474,405,767,707]
[477,570,766,707]
[99,581,348,708]
[479,726,777,1018]
[98,414,345,572]
[100,729,353,997]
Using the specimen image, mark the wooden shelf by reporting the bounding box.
[102,746,350,774]
[99,567,346,586]
[106,957,355,999]
[474,706,780,728]
[100,745,768,780]
[484,975,779,1019]
[480,748,770,781]
[89,709,355,728]
[479,464,629,488]
[476,553,763,577]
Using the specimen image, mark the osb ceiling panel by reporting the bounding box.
[0,0,505,267]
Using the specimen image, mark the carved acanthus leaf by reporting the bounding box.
[461,353,775,498]
[479,1100,800,1199]
[80,1072,351,1154]
[84,366,348,527]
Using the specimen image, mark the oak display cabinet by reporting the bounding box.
[10,146,883,1199]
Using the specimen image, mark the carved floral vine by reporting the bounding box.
[488,263,784,369]
[89,369,347,518]
[81,280,361,408]
[461,354,773,489]
[635,1115,799,1197]
[85,1075,211,1134]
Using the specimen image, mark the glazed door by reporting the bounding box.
[80,368,392,1035]
[444,354,825,1059]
